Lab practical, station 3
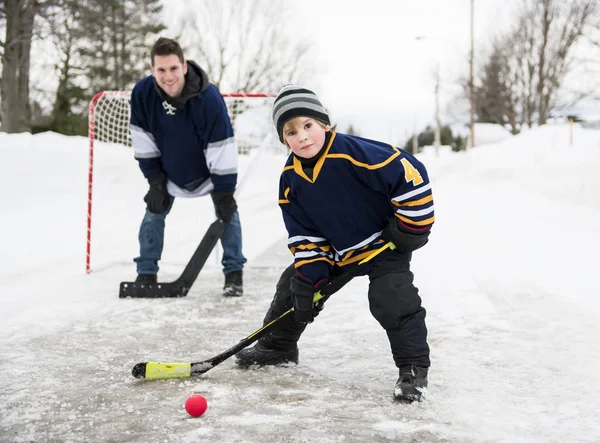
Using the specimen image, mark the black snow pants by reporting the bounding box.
[259,252,430,368]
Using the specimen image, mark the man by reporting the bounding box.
[129,37,246,297]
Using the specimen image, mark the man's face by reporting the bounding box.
[151,54,187,98]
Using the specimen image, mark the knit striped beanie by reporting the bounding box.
[272,85,330,142]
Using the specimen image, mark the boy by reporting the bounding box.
[235,85,434,401]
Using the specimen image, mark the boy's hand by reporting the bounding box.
[381,216,430,253]
[290,274,328,324]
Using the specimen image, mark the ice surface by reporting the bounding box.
[1,125,599,442]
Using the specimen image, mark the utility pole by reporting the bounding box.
[469,0,475,149]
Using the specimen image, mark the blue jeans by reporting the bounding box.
[134,196,246,275]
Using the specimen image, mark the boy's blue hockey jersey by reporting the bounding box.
[129,63,237,196]
[278,132,434,284]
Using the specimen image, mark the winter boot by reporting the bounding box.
[394,365,428,402]
[223,270,243,297]
[235,342,299,367]
[136,274,157,284]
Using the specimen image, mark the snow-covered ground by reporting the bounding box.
[1,124,599,442]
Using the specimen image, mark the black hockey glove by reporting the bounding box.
[290,274,329,325]
[144,172,170,214]
[211,191,238,223]
[381,216,430,253]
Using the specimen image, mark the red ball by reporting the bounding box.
[185,394,208,417]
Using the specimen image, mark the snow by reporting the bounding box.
[1,124,600,442]
[471,123,514,145]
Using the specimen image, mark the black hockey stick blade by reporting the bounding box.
[131,242,394,379]
[119,220,225,298]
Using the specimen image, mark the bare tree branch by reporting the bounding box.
[178,0,315,93]
[473,0,596,133]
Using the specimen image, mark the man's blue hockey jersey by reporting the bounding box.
[278,132,434,283]
[130,61,237,197]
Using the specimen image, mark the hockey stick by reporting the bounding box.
[119,220,225,298]
[131,241,394,379]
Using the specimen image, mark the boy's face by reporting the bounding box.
[283,117,330,159]
[151,54,187,98]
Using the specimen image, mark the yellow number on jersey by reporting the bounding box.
[400,158,424,186]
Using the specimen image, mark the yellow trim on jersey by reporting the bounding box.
[395,213,435,226]
[294,256,335,268]
[293,162,311,181]
[343,249,356,260]
[326,145,400,170]
[337,249,382,267]
[292,132,337,183]
[342,243,371,261]
[278,187,292,204]
[393,194,433,207]
[295,243,331,251]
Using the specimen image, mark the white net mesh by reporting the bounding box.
[90,91,133,147]
[222,95,281,155]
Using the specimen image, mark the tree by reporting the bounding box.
[48,4,86,134]
[0,0,59,133]
[178,0,315,93]
[32,0,165,135]
[535,0,595,125]
[345,124,358,136]
[76,0,166,94]
[403,125,455,151]
[476,43,508,126]
[477,0,596,131]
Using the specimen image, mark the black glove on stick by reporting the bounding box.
[290,273,328,325]
[381,216,430,253]
[211,192,238,223]
[144,172,170,214]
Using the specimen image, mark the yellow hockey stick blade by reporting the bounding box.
[132,362,191,379]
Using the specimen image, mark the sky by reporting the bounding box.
[26,0,599,144]
[289,0,520,143]
[159,0,521,144]
[1,124,600,441]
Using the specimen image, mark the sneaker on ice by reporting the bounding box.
[223,270,243,297]
[394,365,428,402]
[235,343,298,367]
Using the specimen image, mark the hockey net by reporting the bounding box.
[86,91,282,273]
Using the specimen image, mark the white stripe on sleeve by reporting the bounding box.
[206,137,238,175]
[395,206,435,217]
[287,235,328,245]
[392,183,432,204]
[131,124,161,159]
